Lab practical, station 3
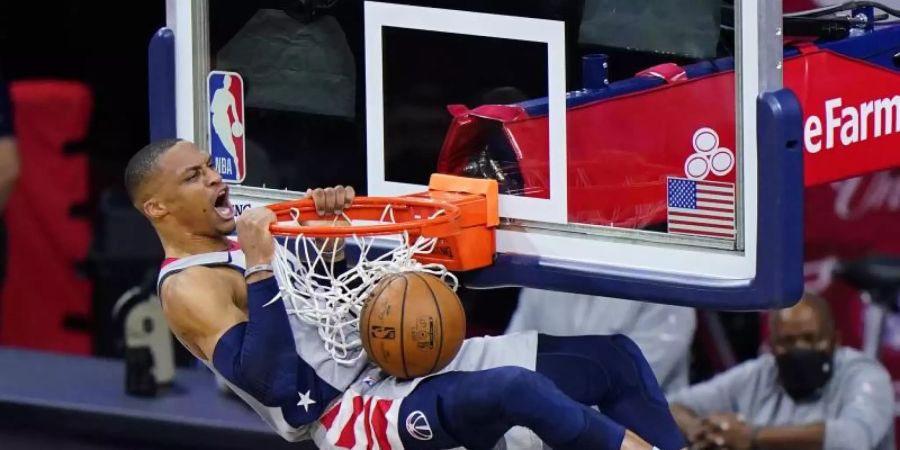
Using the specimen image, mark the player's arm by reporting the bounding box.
[166,190,351,410]
[162,204,304,407]
[160,268,246,362]
[161,265,299,407]
[303,185,354,270]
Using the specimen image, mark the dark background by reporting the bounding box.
[0,2,164,192]
[0,4,168,447]
[0,1,169,360]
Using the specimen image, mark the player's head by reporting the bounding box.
[768,292,837,400]
[223,75,231,89]
[125,139,235,237]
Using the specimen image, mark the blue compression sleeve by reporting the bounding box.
[212,276,298,406]
[406,367,627,450]
[536,334,685,450]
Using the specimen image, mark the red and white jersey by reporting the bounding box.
[157,240,542,449]
[310,332,542,450]
[157,240,245,293]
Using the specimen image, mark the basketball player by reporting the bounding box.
[209,74,243,165]
[126,138,686,450]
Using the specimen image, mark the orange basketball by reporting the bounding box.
[360,272,465,379]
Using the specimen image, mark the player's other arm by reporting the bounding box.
[302,185,354,268]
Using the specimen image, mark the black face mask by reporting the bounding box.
[775,348,834,401]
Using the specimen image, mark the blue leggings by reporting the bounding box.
[397,334,685,450]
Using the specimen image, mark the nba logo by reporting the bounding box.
[207,71,245,183]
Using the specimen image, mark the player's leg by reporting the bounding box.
[397,367,633,450]
[535,334,685,450]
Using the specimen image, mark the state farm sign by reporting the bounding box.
[789,51,900,187]
[804,96,900,154]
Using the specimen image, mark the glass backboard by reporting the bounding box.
[155,0,804,309]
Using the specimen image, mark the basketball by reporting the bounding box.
[231,121,244,137]
[360,272,466,379]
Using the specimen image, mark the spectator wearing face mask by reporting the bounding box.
[668,292,895,450]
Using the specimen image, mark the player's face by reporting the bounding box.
[151,142,236,236]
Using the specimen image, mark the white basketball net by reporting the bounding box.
[269,205,459,365]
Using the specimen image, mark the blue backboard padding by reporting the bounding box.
[0,348,302,449]
[463,89,804,310]
[818,25,900,71]
[149,27,176,141]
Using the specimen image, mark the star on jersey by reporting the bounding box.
[297,390,317,412]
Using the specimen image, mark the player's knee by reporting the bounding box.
[567,334,653,370]
[442,368,543,420]
[491,366,544,392]
[609,334,649,368]
[609,334,667,406]
[489,367,557,415]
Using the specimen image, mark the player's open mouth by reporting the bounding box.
[214,188,234,220]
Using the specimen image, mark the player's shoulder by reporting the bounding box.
[160,265,235,305]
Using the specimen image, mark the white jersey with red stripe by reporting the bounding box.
[310,332,542,450]
[157,241,542,449]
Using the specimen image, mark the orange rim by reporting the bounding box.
[267,196,462,238]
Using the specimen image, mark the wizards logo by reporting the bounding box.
[207,71,245,183]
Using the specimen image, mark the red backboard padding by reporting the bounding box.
[0,81,93,354]
[438,50,900,229]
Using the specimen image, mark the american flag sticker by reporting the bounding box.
[667,177,735,239]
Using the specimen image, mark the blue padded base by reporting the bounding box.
[0,347,308,450]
